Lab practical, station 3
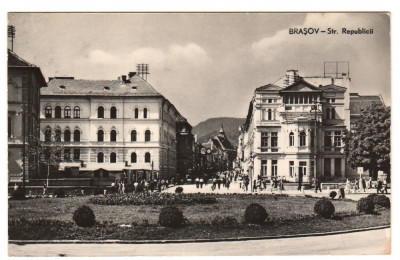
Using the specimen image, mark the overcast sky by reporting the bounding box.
[8,13,390,125]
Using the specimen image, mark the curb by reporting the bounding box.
[9,225,390,245]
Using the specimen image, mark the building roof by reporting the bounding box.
[280,79,321,93]
[8,49,38,67]
[41,75,162,97]
[256,84,283,92]
[215,135,234,150]
[319,84,347,92]
[350,94,384,115]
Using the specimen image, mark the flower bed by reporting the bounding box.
[89,193,217,206]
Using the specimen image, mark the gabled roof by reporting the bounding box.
[8,49,37,67]
[319,84,347,92]
[280,79,321,93]
[215,135,234,150]
[41,75,161,97]
[256,84,283,92]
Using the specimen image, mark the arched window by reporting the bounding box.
[45,106,52,118]
[110,106,117,119]
[74,106,80,118]
[97,129,104,142]
[326,108,331,119]
[289,132,294,147]
[97,152,104,163]
[110,152,117,163]
[74,129,80,142]
[110,130,117,142]
[64,129,71,142]
[55,129,61,142]
[143,108,148,119]
[268,109,272,120]
[55,106,62,118]
[131,130,137,142]
[64,106,71,118]
[131,152,137,163]
[299,131,306,147]
[145,152,151,163]
[331,107,336,119]
[134,108,139,119]
[145,130,151,142]
[44,128,52,142]
[98,106,104,118]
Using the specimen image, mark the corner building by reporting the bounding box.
[40,73,190,182]
[238,70,356,184]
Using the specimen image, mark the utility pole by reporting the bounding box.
[8,25,16,51]
[311,99,321,193]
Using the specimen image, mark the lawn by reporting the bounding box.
[8,194,390,241]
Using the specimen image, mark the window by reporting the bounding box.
[74,130,80,142]
[110,130,117,142]
[289,132,294,147]
[64,106,71,118]
[44,128,52,142]
[268,99,272,103]
[98,106,104,118]
[97,130,104,142]
[299,131,306,147]
[145,152,151,163]
[64,149,70,161]
[64,129,71,142]
[289,161,295,177]
[325,131,332,147]
[110,106,117,119]
[271,132,278,147]
[55,129,61,142]
[97,152,104,163]
[310,131,315,147]
[74,106,80,118]
[145,130,151,142]
[261,132,268,147]
[331,98,336,103]
[331,107,336,119]
[45,106,52,118]
[334,131,342,147]
[271,160,278,176]
[110,152,117,163]
[131,152,137,163]
[8,117,11,138]
[55,106,62,118]
[268,109,272,120]
[261,160,267,176]
[326,108,330,119]
[131,130,137,142]
[143,108,148,119]
[134,108,139,119]
[73,149,80,160]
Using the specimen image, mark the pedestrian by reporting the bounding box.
[382,178,388,194]
[253,179,257,192]
[217,178,221,190]
[367,177,372,189]
[244,177,249,192]
[361,177,366,192]
[157,180,162,192]
[200,177,204,188]
[212,177,217,191]
[297,175,303,191]
[315,178,322,193]
[226,178,230,190]
[195,177,200,188]
[377,179,383,194]
[121,182,125,194]
[280,177,285,191]
[339,185,345,199]
[133,181,139,192]
[42,182,47,195]
[345,178,351,193]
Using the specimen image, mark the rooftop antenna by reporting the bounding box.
[136,63,150,81]
[324,61,350,78]
[8,25,16,51]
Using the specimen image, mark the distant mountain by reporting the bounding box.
[192,117,245,147]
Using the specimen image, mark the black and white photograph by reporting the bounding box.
[5,10,393,256]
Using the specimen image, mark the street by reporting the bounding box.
[8,228,390,256]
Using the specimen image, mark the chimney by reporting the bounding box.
[121,75,127,82]
[284,70,300,86]
[128,72,136,78]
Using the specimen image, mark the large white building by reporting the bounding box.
[40,72,190,184]
[237,69,370,185]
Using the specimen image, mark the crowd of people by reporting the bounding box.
[110,177,176,194]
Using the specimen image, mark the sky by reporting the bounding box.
[8,12,391,125]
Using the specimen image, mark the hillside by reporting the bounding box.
[192,117,245,147]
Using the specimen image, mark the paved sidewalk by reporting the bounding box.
[163,181,390,201]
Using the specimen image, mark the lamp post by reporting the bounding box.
[310,100,321,193]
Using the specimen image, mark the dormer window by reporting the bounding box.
[104,86,110,90]
[132,86,137,90]
[59,85,66,89]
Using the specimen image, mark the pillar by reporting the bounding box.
[331,158,335,177]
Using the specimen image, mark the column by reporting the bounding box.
[331,158,335,177]
[341,158,346,177]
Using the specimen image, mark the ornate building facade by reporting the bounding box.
[237,69,380,184]
[40,72,191,183]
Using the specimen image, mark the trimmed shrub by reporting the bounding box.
[54,189,66,198]
[158,206,184,227]
[329,191,337,200]
[11,189,26,200]
[72,205,96,227]
[211,216,238,226]
[244,203,268,224]
[314,198,335,219]
[357,197,375,214]
[367,193,379,200]
[372,195,391,209]
[175,187,183,194]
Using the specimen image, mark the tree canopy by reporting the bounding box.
[343,103,390,177]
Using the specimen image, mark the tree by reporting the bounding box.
[343,103,390,180]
